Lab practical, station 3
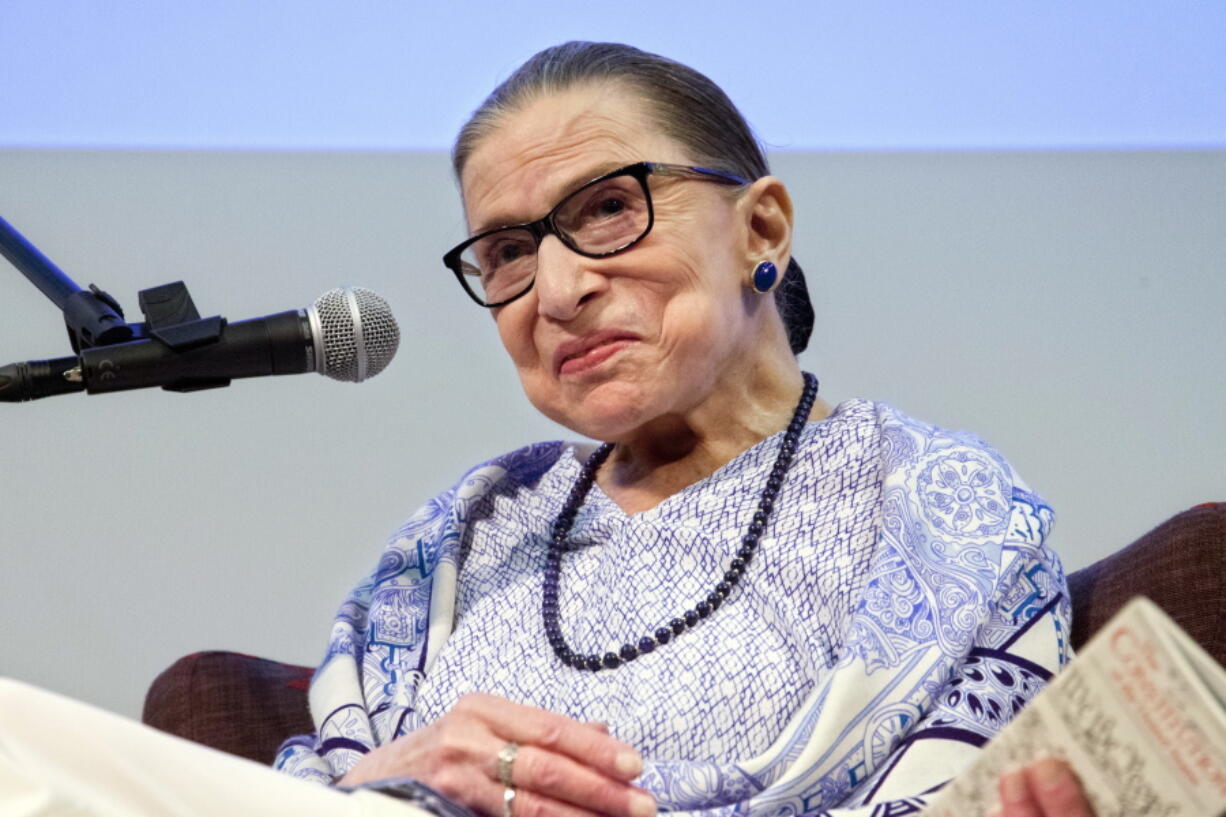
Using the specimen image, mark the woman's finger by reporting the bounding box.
[1022,757,1094,817]
[495,784,628,817]
[508,743,656,817]
[457,694,644,781]
[997,766,1043,817]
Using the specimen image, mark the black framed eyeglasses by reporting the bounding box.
[443,161,748,308]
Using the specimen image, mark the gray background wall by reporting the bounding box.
[1,147,1223,719]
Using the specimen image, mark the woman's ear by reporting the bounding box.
[740,176,794,270]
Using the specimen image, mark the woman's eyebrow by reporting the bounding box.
[469,161,627,236]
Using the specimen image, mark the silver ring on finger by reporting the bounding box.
[497,741,519,787]
[503,786,516,817]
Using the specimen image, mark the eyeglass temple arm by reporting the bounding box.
[645,162,748,185]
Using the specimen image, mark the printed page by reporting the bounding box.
[923,597,1226,817]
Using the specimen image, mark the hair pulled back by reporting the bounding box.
[452,41,814,355]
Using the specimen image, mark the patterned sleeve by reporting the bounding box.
[270,482,462,784]
[819,485,1072,816]
[271,443,564,787]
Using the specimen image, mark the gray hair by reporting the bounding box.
[452,41,814,355]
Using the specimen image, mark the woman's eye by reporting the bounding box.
[555,178,643,236]
[596,197,626,216]
[580,193,632,225]
[480,238,532,273]
[496,244,525,264]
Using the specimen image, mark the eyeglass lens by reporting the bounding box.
[459,173,650,304]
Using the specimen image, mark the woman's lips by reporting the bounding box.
[555,331,638,376]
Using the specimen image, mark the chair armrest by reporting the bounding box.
[142,650,315,765]
[1067,502,1225,664]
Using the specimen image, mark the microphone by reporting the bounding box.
[0,287,399,402]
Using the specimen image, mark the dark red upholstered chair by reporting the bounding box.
[142,651,315,765]
[142,503,1226,765]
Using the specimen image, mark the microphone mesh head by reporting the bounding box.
[310,287,400,382]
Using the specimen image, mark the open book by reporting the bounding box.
[923,597,1226,817]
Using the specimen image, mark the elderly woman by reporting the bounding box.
[0,41,1095,817]
[271,42,1094,817]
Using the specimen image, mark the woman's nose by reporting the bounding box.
[533,236,603,321]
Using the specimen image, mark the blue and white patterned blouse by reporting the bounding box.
[276,400,1071,817]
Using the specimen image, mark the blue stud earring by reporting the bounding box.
[751,260,779,294]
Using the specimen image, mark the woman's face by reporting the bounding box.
[461,85,771,441]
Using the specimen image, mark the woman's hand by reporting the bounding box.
[336,693,656,817]
[992,757,1095,817]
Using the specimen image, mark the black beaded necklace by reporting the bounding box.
[543,372,819,671]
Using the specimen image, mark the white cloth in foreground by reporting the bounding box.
[0,678,422,817]
[277,400,1072,816]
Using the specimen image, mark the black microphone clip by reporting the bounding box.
[132,281,233,393]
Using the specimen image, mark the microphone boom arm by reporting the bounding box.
[0,214,136,349]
